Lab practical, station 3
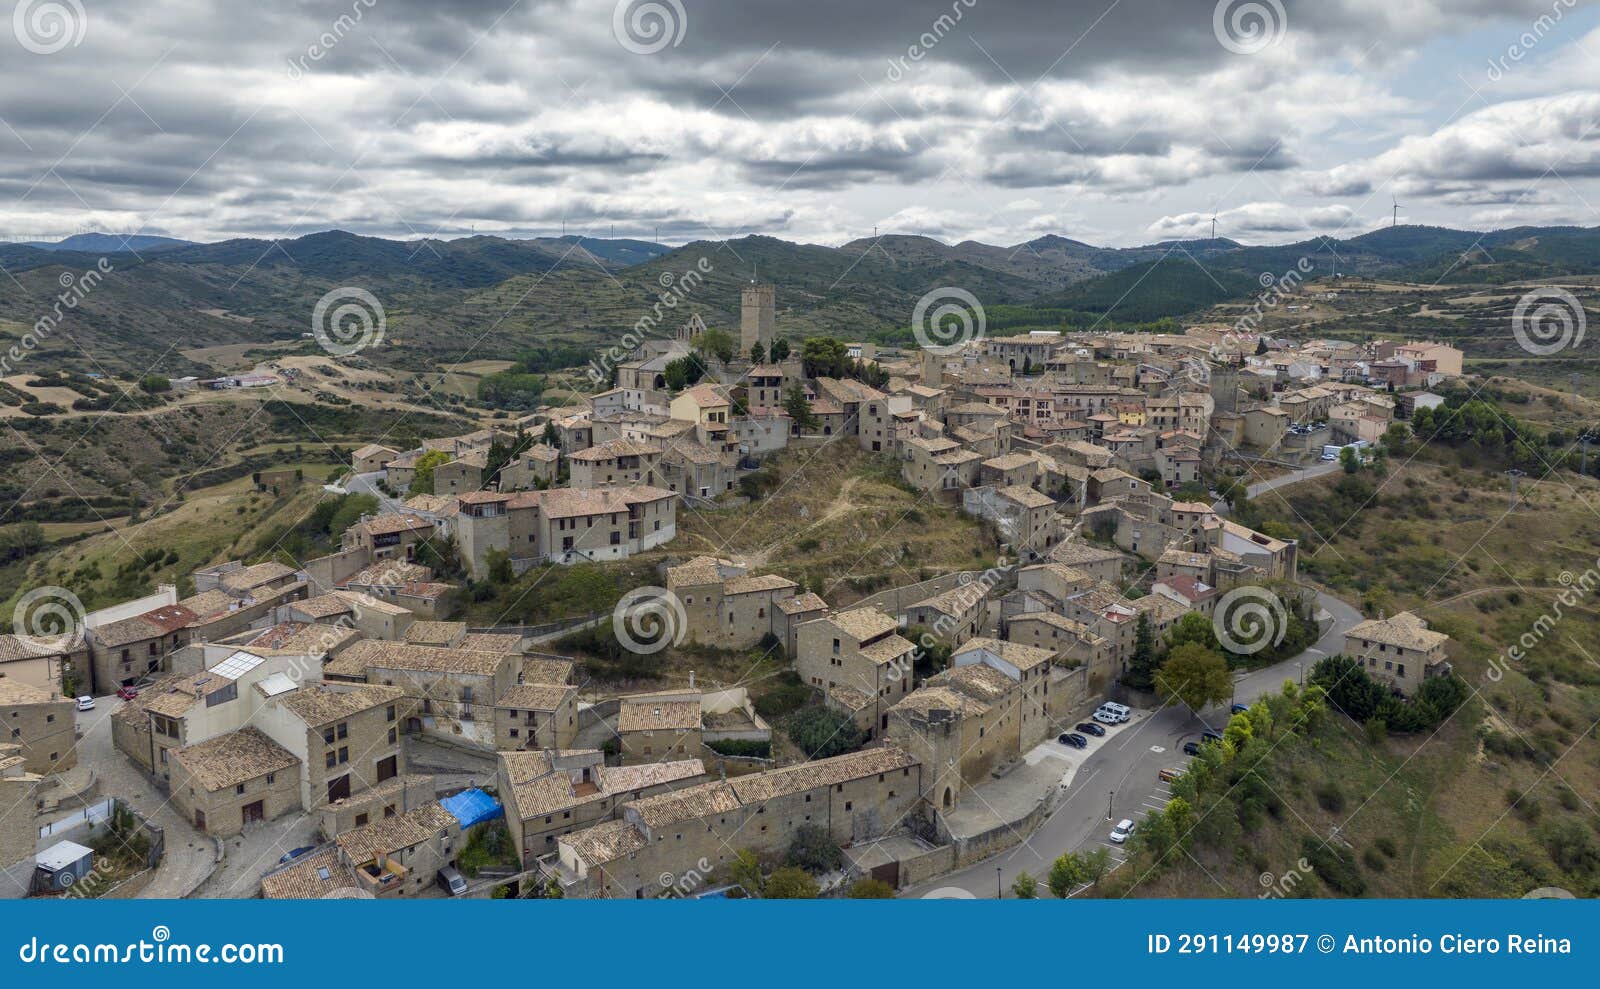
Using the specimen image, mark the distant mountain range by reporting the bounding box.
[1,224,1597,377]
[20,232,195,253]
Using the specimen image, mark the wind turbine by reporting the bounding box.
[1391,196,1404,228]
[1210,213,1218,240]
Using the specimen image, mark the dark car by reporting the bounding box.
[1058,732,1088,749]
[1201,728,1225,743]
[1182,741,1201,756]
[115,686,140,701]
[277,847,315,865]
[1075,722,1107,737]
[1231,703,1250,714]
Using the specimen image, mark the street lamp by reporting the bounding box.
[1107,789,1115,821]
[996,866,1003,899]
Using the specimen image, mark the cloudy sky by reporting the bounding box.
[3,0,1600,248]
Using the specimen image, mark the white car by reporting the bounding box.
[1109,819,1135,844]
[75,696,95,712]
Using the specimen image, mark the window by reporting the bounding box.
[337,722,349,740]
[355,814,368,827]
[388,727,397,744]
[509,728,518,738]
[266,773,275,785]
[235,783,246,796]
[387,705,396,722]
[45,714,54,724]
[323,727,335,745]
[338,746,349,764]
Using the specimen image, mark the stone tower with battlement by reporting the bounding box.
[740,283,775,356]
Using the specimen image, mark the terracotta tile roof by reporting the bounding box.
[728,746,915,804]
[569,438,662,461]
[238,622,359,656]
[667,555,739,586]
[404,621,467,646]
[723,573,796,595]
[499,750,703,821]
[92,605,198,647]
[828,607,899,642]
[336,802,457,862]
[290,594,356,620]
[174,728,298,792]
[220,561,296,592]
[352,444,399,460]
[776,592,828,615]
[909,582,988,618]
[954,636,1054,672]
[337,639,513,678]
[627,779,741,828]
[351,514,434,538]
[494,683,574,712]
[618,695,701,732]
[280,684,405,728]
[0,633,79,663]
[998,484,1055,510]
[260,847,357,899]
[563,818,647,866]
[891,684,990,717]
[1346,612,1449,652]
[0,679,59,706]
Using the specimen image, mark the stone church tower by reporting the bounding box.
[740,282,775,355]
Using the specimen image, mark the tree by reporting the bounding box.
[541,421,559,447]
[138,374,171,393]
[1125,613,1159,690]
[1011,871,1039,899]
[848,877,895,898]
[728,849,764,896]
[750,341,766,364]
[1081,846,1113,887]
[484,547,513,584]
[1154,642,1232,716]
[695,328,736,364]
[1168,611,1218,652]
[1047,853,1086,897]
[785,705,865,759]
[409,449,451,495]
[763,866,819,899]
[783,383,819,432]
[801,336,849,378]
[770,338,790,361]
[1339,446,1360,474]
[784,825,843,873]
[1255,336,1269,356]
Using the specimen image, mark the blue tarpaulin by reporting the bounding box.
[440,788,502,829]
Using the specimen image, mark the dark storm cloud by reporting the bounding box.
[0,0,1588,244]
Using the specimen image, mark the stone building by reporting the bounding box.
[492,681,579,751]
[497,748,705,866]
[549,746,921,898]
[665,556,800,650]
[170,727,300,837]
[454,486,677,577]
[885,638,1054,813]
[616,689,702,764]
[0,679,76,774]
[795,607,917,739]
[1343,612,1452,696]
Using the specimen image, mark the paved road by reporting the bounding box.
[68,701,217,898]
[901,587,1362,899]
[344,470,406,514]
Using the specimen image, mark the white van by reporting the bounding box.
[1093,702,1130,725]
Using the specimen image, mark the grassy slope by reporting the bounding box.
[1129,455,1600,897]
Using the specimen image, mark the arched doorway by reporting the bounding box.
[942,787,954,810]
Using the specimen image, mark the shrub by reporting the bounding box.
[762,866,819,899]
[849,877,895,898]
[1300,837,1365,896]
[784,705,865,759]
[785,826,843,874]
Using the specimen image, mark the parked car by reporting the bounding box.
[75,696,94,712]
[1109,819,1135,844]
[1230,703,1249,714]
[437,866,468,896]
[1182,741,1201,756]
[277,847,315,865]
[1075,722,1106,737]
[1058,732,1088,749]
[1093,702,1131,725]
[1157,767,1182,783]
[1201,728,1225,743]
[116,686,140,701]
